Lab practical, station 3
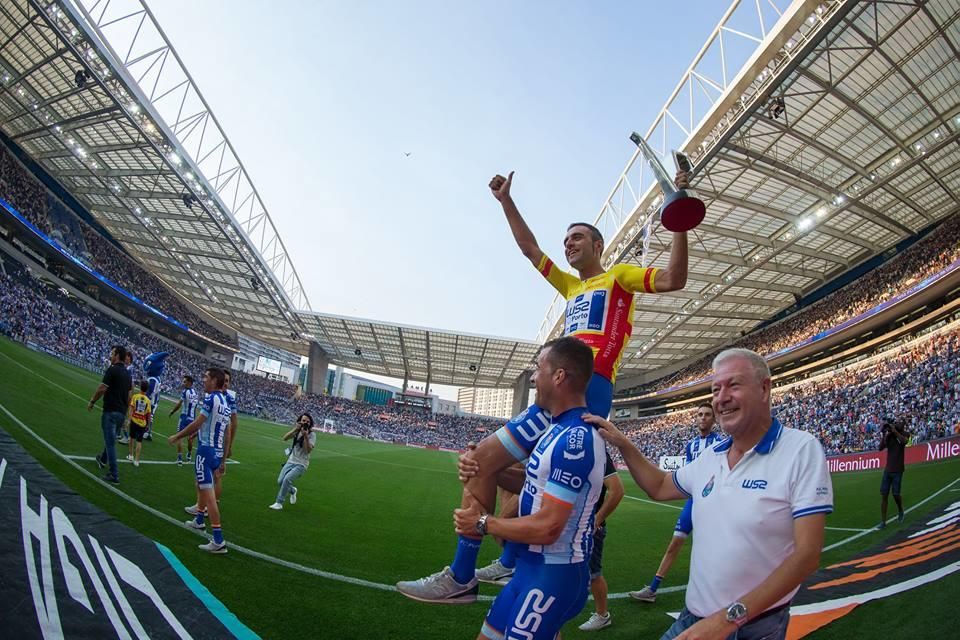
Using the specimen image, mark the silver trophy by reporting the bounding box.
[630,132,705,232]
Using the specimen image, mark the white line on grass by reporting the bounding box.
[622,494,683,510]
[825,526,870,533]
[64,455,241,466]
[822,474,960,552]
[0,401,415,596]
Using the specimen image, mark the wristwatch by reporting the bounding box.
[726,602,748,627]
[475,513,489,536]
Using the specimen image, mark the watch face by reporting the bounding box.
[727,603,747,621]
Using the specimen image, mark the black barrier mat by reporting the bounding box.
[0,427,255,639]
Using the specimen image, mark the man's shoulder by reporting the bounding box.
[779,426,818,446]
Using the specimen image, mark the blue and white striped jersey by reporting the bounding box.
[685,431,723,464]
[180,387,199,421]
[198,390,231,455]
[519,407,606,564]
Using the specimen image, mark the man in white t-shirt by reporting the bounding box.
[588,348,833,640]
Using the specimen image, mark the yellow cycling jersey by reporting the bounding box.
[537,254,658,382]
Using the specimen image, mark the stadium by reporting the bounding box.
[0,0,958,638]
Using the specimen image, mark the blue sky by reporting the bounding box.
[150,0,733,345]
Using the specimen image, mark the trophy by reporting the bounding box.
[630,132,705,232]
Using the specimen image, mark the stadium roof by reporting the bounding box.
[0,0,309,351]
[539,0,960,387]
[297,311,541,388]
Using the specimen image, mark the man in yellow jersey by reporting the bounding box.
[397,169,694,604]
[126,380,153,468]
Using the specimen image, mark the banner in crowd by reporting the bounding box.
[0,428,255,639]
[827,435,960,474]
[658,455,685,471]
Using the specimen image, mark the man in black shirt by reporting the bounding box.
[88,345,132,484]
[878,418,909,529]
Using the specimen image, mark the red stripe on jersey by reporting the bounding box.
[592,280,633,380]
[643,268,654,293]
[539,258,554,277]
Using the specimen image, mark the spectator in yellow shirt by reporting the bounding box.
[126,380,153,467]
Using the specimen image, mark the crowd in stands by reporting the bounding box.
[624,214,960,396]
[276,395,502,450]
[615,323,959,462]
[0,144,235,346]
[2,245,958,463]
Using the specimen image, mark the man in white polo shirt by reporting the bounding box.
[587,348,833,640]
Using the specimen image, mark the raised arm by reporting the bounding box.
[490,171,544,268]
[650,170,694,293]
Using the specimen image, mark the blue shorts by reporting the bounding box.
[177,416,192,432]
[496,373,613,462]
[880,471,903,497]
[673,499,693,538]
[481,552,589,640]
[194,445,222,490]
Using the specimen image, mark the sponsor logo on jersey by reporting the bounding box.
[550,467,583,489]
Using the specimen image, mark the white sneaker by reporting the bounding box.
[578,612,612,631]
[628,586,657,602]
[289,487,298,505]
[396,566,479,604]
[126,454,133,461]
[199,541,227,554]
[475,559,515,584]
[184,519,205,530]
[133,459,140,467]
[184,504,205,516]
[269,503,283,510]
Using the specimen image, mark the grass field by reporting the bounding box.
[0,335,957,639]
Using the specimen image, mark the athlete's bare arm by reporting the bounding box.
[490,172,545,268]
[651,170,693,293]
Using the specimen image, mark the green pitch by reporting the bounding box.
[0,336,957,639]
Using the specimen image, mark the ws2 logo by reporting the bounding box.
[507,589,556,639]
[741,479,768,490]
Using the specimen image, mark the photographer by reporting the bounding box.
[878,418,908,529]
[269,413,316,511]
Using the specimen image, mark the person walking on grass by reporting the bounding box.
[269,413,316,510]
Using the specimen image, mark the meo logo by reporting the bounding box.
[741,479,768,490]
[507,589,556,639]
[550,468,583,489]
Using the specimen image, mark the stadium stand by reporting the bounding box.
[619,215,960,397]
[616,321,960,463]
[0,143,236,347]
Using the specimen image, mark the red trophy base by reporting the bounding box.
[660,190,706,232]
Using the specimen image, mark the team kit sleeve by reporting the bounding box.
[789,437,835,519]
[200,393,214,418]
[672,452,703,499]
[542,426,596,506]
[613,264,659,294]
[535,254,580,298]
